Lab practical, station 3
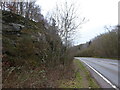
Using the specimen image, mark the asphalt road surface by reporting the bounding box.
[75,57,120,89]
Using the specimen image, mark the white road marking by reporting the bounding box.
[80,60,118,90]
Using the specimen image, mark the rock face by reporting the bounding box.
[10,23,25,31]
[2,22,25,34]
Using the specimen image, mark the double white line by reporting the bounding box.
[81,60,118,90]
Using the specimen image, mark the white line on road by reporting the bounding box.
[80,60,118,90]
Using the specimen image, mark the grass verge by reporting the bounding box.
[93,57,118,60]
[58,59,100,88]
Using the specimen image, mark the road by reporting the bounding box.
[75,57,120,89]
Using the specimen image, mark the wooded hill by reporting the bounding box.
[74,26,119,59]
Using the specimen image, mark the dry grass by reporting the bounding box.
[58,59,100,88]
[2,65,47,88]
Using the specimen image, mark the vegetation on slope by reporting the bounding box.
[2,10,73,88]
[74,26,118,59]
[1,1,99,88]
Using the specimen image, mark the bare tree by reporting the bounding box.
[1,2,6,10]
[52,1,85,48]
[20,2,23,15]
[32,5,42,22]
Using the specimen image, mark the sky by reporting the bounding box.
[36,0,119,45]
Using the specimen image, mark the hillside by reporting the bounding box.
[2,10,74,88]
[74,27,118,59]
[2,10,100,88]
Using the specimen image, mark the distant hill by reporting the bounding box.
[70,41,91,56]
[73,27,118,58]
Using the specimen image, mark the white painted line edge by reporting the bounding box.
[80,60,118,90]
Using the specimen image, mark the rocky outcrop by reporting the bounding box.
[2,22,25,34]
[10,23,25,31]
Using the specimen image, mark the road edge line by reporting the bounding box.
[81,60,118,90]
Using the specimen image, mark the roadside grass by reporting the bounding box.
[92,57,118,60]
[58,59,100,88]
[76,56,118,60]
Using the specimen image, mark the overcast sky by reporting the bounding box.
[36,0,119,45]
